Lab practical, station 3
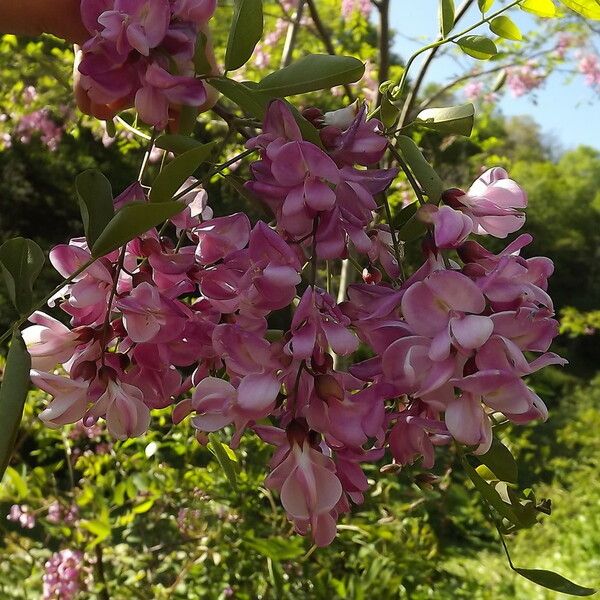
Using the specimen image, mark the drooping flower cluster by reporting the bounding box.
[341,0,372,19]
[78,0,215,128]
[507,62,545,98]
[578,52,600,89]
[42,549,84,600]
[6,504,36,529]
[26,98,562,548]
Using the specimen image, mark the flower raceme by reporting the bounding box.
[24,99,564,547]
[78,0,215,128]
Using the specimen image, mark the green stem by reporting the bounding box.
[394,0,522,104]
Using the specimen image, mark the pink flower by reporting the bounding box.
[135,62,206,128]
[443,167,527,238]
[401,269,494,359]
[195,213,251,264]
[22,312,85,370]
[98,0,171,56]
[286,287,359,360]
[117,282,190,343]
[89,380,151,439]
[32,371,90,427]
[265,426,343,547]
[171,0,217,25]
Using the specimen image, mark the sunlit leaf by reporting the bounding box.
[225,0,264,70]
[490,15,523,40]
[560,0,600,18]
[396,136,444,202]
[456,35,498,60]
[255,54,365,97]
[415,103,475,136]
[519,0,557,17]
[439,0,455,36]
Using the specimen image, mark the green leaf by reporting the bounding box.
[490,15,523,40]
[3,466,28,499]
[462,456,521,525]
[105,119,117,138]
[244,535,305,561]
[194,31,213,75]
[81,519,111,545]
[208,77,270,119]
[513,568,596,596]
[519,0,557,17]
[439,0,455,36]
[225,0,264,70]
[492,69,507,91]
[0,238,45,315]
[380,92,400,128]
[396,136,444,202]
[476,437,519,483]
[560,0,600,18]
[178,105,200,136]
[456,35,498,60]
[155,134,206,155]
[0,332,31,482]
[478,0,495,10]
[208,433,238,491]
[415,103,475,137]
[132,498,155,514]
[255,54,365,97]
[399,214,428,242]
[91,202,185,258]
[75,170,115,249]
[150,143,216,203]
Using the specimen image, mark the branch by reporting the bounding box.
[375,0,390,106]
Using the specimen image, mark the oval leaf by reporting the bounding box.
[560,0,600,18]
[76,170,115,249]
[209,77,270,119]
[415,103,474,136]
[519,0,557,17]
[478,0,495,10]
[0,238,45,315]
[150,143,216,203]
[208,433,238,491]
[0,332,31,482]
[256,54,365,97]
[225,0,264,71]
[490,15,523,40]
[396,136,444,202]
[155,134,206,155]
[194,31,213,75]
[476,437,518,484]
[439,0,455,36]
[91,202,185,258]
[513,568,596,596]
[456,35,498,60]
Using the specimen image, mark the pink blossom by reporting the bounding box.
[578,52,600,88]
[43,549,84,600]
[265,426,342,547]
[507,63,545,97]
[98,0,171,56]
[7,504,36,529]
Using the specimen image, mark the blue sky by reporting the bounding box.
[388,2,600,150]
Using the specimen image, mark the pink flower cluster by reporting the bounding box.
[43,549,84,600]
[13,109,64,151]
[78,0,215,128]
[341,0,372,19]
[506,63,545,98]
[6,504,36,529]
[578,53,600,89]
[26,100,562,548]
